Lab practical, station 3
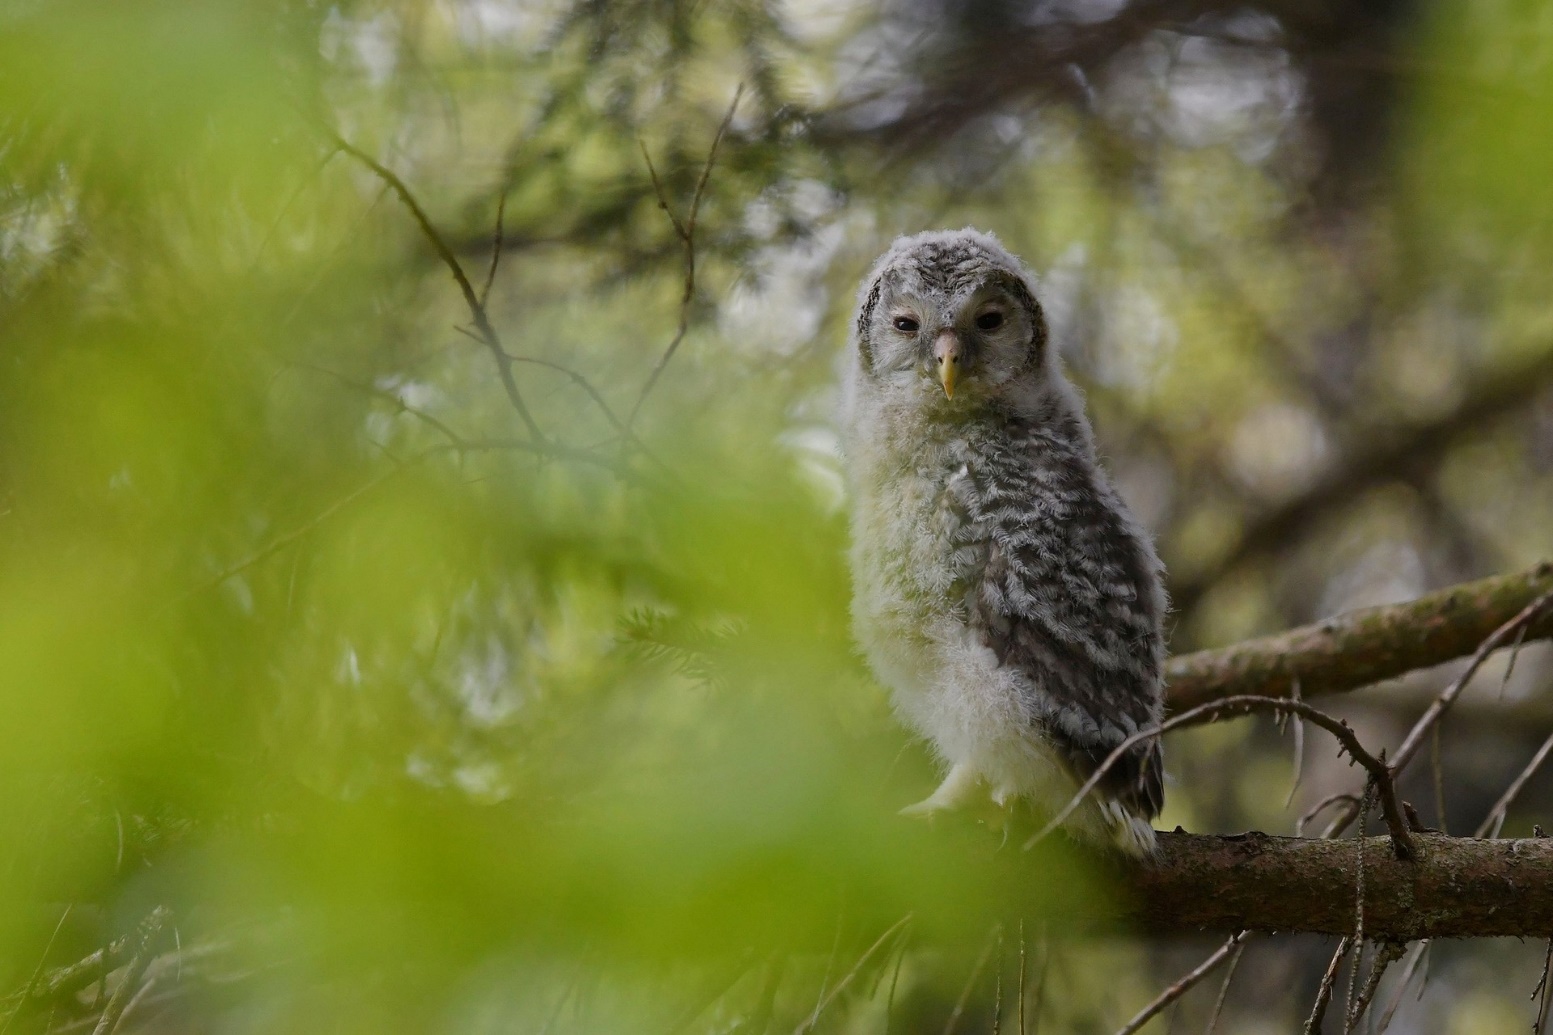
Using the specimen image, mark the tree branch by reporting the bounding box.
[1121,832,1553,939]
[1166,561,1553,711]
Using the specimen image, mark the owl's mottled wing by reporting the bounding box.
[957,414,1165,819]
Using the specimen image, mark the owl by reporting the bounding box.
[840,228,1167,855]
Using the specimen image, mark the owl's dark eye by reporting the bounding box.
[893,315,920,333]
[975,311,1004,331]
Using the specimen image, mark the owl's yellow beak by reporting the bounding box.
[933,330,961,399]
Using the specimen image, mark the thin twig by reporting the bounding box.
[1303,937,1353,1035]
[449,325,635,442]
[1202,938,1245,1035]
[480,187,508,308]
[626,85,743,433]
[1346,943,1404,1034]
[1392,590,1553,770]
[793,914,912,1035]
[1113,932,1249,1035]
[1322,590,1553,838]
[0,906,71,1035]
[1343,791,1373,1030]
[1475,727,1553,838]
[991,928,1004,1035]
[1016,921,1027,1035]
[1430,725,1447,834]
[290,361,474,450]
[1298,793,1362,837]
[1373,942,1428,1034]
[800,913,844,1035]
[1024,695,1416,859]
[90,907,167,1035]
[1029,928,1049,1035]
[943,927,998,1035]
[329,131,543,441]
[1536,938,1553,1034]
[1285,677,1306,808]
[176,462,410,604]
[884,934,906,1035]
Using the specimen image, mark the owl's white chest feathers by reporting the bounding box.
[842,391,1081,801]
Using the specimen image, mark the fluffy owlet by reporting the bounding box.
[840,229,1167,855]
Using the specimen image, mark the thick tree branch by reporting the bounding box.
[1166,561,1553,711]
[1121,832,1553,939]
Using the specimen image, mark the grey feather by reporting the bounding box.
[840,228,1167,854]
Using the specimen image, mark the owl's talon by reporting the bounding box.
[898,798,949,819]
[900,761,981,818]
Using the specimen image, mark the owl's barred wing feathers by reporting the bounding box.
[958,410,1166,821]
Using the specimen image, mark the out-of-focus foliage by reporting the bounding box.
[1,1,1551,1032]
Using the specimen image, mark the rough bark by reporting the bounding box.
[1165,561,1553,712]
[1122,831,1553,939]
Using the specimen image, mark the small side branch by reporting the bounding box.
[1026,695,1416,859]
[1113,932,1247,1035]
[626,86,742,433]
[329,132,544,442]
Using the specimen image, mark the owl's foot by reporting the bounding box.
[899,762,982,818]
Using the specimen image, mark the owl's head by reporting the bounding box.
[851,229,1050,408]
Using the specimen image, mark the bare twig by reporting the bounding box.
[1346,942,1404,1034]
[1297,793,1362,837]
[290,361,474,451]
[450,325,634,442]
[1202,937,1245,1035]
[1322,590,1553,838]
[329,132,543,441]
[1029,928,1049,1035]
[943,926,998,1035]
[626,85,743,432]
[1430,725,1447,834]
[1303,937,1353,1035]
[1285,677,1305,808]
[1025,695,1416,859]
[1113,932,1248,1035]
[1536,939,1553,1034]
[1016,921,1027,1035]
[480,187,507,308]
[1393,590,1553,770]
[90,907,167,1035]
[0,906,71,1035]
[1374,942,1428,1034]
[991,928,1004,1035]
[884,935,906,1035]
[1345,790,1373,1025]
[794,914,912,1035]
[1476,728,1553,838]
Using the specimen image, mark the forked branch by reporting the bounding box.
[626,86,743,433]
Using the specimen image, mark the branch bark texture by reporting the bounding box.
[1123,831,1553,939]
[1165,561,1553,711]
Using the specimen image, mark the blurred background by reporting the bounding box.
[2,0,1552,1031]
